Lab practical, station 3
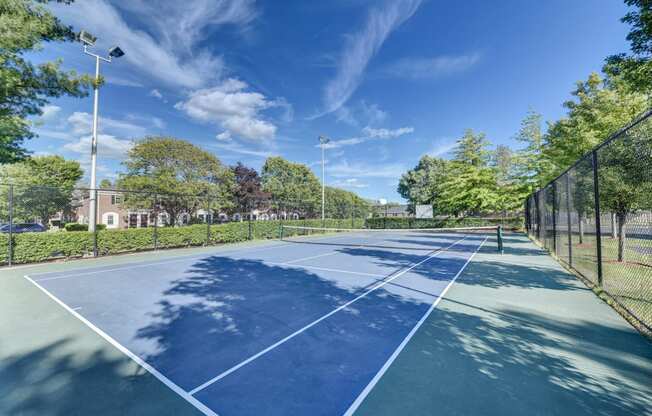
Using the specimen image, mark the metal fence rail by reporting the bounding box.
[525,110,652,333]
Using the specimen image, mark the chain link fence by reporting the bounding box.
[525,110,652,333]
[0,185,373,266]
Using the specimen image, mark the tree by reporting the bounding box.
[543,73,648,181]
[117,137,235,225]
[491,144,527,214]
[603,0,652,93]
[99,178,113,189]
[493,145,513,184]
[397,156,450,213]
[0,155,83,225]
[232,162,269,213]
[324,186,369,220]
[597,116,652,262]
[512,109,551,192]
[437,130,500,215]
[261,157,321,216]
[0,0,94,163]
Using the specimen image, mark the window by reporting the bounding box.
[111,194,122,205]
[107,214,114,225]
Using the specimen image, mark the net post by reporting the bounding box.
[497,225,504,254]
[592,150,603,287]
[7,184,13,266]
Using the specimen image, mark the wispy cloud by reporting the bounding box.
[335,100,387,127]
[40,105,61,120]
[428,140,458,157]
[321,0,422,115]
[382,53,481,79]
[320,126,414,149]
[64,134,134,160]
[330,178,369,188]
[329,160,406,179]
[67,112,148,137]
[51,0,257,88]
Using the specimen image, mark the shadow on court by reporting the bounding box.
[354,238,652,416]
[0,338,203,416]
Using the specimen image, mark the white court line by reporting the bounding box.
[23,275,219,416]
[342,236,488,416]
[264,261,385,278]
[30,230,365,282]
[188,234,472,396]
[283,250,343,264]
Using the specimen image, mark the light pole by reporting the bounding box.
[318,135,330,222]
[78,31,124,232]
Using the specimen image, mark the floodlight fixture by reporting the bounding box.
[78,30,97,46]
[108,46,125,58]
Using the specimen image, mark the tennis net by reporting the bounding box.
[280,225,503,252]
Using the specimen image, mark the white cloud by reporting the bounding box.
[67,112,147,137]
[40,105,61,120]
[321,0,422,114]
[329,160,406,179]
[320,125,414,149]
[105,75,143,88]
[175,78,284,141]
[331,178,369,188]
[64,134,134,160]
[382,53,481,79]
[149,89,163,99]
[51,0,256,88]
[216,131,232,141]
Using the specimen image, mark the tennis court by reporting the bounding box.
[20,227,493,415]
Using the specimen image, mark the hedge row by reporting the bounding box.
[364,216,523,230]
[0,218,365,265]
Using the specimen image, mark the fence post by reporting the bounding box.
[8,184,13,266]
[92,188,98,257]
[206,195,211,245]
[153,194,159,250]
[565,174,572,266]
[351,194,355,229]
[552,182,557,253]
[278,200,284,239]
[248,199,253,240]
[592,151,603,286]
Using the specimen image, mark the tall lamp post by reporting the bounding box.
[78,30,124,232]
[318,135,330,222]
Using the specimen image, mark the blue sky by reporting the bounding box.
[28,0,630,201]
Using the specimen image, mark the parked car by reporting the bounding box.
[0,223,47,233]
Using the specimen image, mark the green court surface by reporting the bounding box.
[1,234,650,415]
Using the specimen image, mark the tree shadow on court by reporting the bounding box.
[355,296,652,416]
[134,255,447,390]
[0,338,203,416]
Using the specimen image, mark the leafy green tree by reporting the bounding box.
[512,109,551,192]
[543,73,648,181]
[603,0,652,93]
[597,117,652,261]
[397,156,450,213]
[117,137,235,225]
[438,130,500,215]
[261,156,321,216]
[0,0,94,163]
[99,178,113,189]
[0,155,83,225]
[324,186,369,220]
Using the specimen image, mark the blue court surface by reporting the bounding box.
[25,230,489,415]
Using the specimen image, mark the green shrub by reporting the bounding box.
[0,218,366,265]
[64,223,106,231]
[364,216,523,229]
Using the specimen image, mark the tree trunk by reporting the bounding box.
[578,214,584,244]
[617,212,627,263]
[611,212,617,239]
